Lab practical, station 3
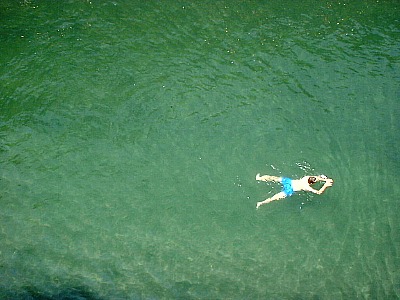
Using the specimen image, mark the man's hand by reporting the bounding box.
[325,178,334,186]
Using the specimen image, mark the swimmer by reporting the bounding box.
[255,174,334,209]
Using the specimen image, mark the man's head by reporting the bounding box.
[308,177,317,184]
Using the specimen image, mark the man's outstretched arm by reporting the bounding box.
[308,179,333,195]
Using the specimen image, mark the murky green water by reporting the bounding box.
[1,1,399,299]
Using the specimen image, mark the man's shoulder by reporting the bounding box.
[293,176,308,184]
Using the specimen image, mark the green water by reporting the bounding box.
[1,0,399,299]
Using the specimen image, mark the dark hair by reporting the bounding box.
[308,177,317,184]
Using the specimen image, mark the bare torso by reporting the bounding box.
[291,176,313,192]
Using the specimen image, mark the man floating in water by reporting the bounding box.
[255,174,334,209]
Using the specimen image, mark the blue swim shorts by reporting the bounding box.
[281,177,294,197]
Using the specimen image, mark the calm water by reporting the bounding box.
[1,0,399,299]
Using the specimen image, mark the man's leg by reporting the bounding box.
[256,174,282,182]
[256,192,286,209]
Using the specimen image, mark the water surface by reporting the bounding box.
[1,0,399,299]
